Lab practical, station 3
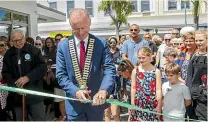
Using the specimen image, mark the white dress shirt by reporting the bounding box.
[74,35,89,62]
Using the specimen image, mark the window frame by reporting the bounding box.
[141,0,150,12]
[168,0,177,10]
[0,7,29,38]
[49,2,57,10]
[132,0,138,12]
[66,0,75,18]
[181,0,191,10]
[85,0,94,17]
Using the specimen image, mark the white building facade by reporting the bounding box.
[37,0,208,38]
[0,1,66,39]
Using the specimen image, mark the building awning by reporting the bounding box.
[37,3,66,23]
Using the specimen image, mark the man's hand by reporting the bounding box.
[15,76,29,88]
[92,90,107,106]
[75,90,91,103]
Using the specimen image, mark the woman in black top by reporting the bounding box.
[104,36,121,121]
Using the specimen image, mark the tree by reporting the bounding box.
[191,0,206,30]
[98,0,134,38]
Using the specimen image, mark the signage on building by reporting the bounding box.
[49,31,72,38]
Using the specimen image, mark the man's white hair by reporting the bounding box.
[180,27,195,36]
[11,29,25,40]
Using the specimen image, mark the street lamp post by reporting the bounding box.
[185,2,187,26]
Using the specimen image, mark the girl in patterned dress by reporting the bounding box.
[130,47,162,121]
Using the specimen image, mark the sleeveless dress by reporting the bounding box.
[130,66,158,121]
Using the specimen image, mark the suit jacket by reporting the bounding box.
[2,43,46,106]
[56,34,116,117]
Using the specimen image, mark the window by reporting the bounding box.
[141,0,150,12]
[0,9,11,21]
[49,2,57,10]
[0,24,11,38]
[13,13,28,24]
[67,0,74,17]
[181,0,190,10]
[131,1,137,12]
[85,0,93,16]
[168,0,177,10]
[0,8,29,38]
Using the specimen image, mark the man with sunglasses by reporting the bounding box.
[121,24,149,65]
[2,29,46,121]
[171,28,180,38]
[55,33,63,45]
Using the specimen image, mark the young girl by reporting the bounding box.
[186,30,207,120]
[117,59,134,121]
[130,47,162,121]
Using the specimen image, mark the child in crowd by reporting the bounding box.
[130,47,162,121]
[117,59,135,121]
[160,47,178,83]
[162,63,191,121]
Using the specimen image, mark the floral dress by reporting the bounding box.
[130,66,158,121]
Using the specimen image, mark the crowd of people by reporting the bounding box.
[0,8,207,121]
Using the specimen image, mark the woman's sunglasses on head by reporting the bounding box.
[118,61,127,72]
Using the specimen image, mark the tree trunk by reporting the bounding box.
[115,23,119,39]
[194,15,199,30]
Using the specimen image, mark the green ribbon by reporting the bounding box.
[0,85,201,121]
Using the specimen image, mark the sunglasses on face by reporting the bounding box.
[35,43,41,46]
[174,43,182,46]
[130,29,138,32]
[109,41,116,44]
[165,39,171,41]
[55,39,61,41]
[144,37,150,39]
[0,44,5,47]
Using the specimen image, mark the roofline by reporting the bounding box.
[37,3,66,16]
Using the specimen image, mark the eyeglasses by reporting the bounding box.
[184,40,195,43]
[13,36,24,43]
[144,37,150,39]
[0,44,5,47]
[130,29,138,32]
[173,43,182,46]
[35,43,42,46]
[172,33,179,35]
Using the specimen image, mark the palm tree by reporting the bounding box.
[191,0,207,30]
[98,0,134,38]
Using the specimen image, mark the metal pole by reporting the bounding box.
[185,2,187,26]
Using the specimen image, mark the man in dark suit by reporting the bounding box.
[56,8,116,121]
[2,29,46,121]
